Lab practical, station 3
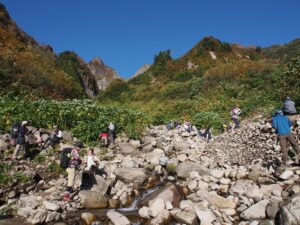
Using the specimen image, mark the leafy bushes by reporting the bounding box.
[192,111,223,129]
[0,98,151,143]
[154,50,172,65]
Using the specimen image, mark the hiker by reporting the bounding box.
[108,122,115,145]
[166,120,174,130]
[10,122,21,145]
[272,109,300,164]
[183,121,192,133]
[12,121,29,160]
[282,97,297,115]
[65,142,83,193]
[80,165,97,190]
[98,132,108,147]
[231,105,241,129]
[43,126,63,149]
[83,148,100,170]
[204,126,212,142]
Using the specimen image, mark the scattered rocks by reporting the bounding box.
[107,210,130,225]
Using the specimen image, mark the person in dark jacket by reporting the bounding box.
[272,110,300,164]
[282,97,297,115]
[12,121,29,159]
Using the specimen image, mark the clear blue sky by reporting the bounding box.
[2,0,300,78]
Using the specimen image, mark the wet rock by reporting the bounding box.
[171,208,198,225]
[81,212,96,225]
[107,210,130,225]
[78,190,108,209]
[115,168,147,185]
[240,199,269,220]
[279,193,300,225]
[176,161,209,178]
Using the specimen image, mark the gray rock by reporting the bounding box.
[173,141,190,151]
[176,161,209,179]
[279,170,294,180]
[195,208,216,225]
[81,212,96,225]
[240,199,269,220]
[90,175,109,195]
[7,190,16,199]
[107,210,130,225]
[149,198,165,217]
[171,208,198,225]
[230,179,255,195]
[118,142,138,154]
[43,200,60,211]
[267,199,280,219]
[279,193,300,225]
[139,206,150,219]
[115,168,147,185]
[78,190,108,209]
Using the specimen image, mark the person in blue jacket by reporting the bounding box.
[272,109,300,164]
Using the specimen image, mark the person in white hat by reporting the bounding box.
[12,121,28,159]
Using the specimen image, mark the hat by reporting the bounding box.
[74,142,84,148]
[21,121,28,126]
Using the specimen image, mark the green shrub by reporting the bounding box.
[192,111,223,129]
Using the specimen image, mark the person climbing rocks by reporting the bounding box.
[204,126,212,143]
[98,132,108,147]
[108,122,115,145]
[183,121,192,133]
[282,97,298,115]
[43,125,63,149]
[231,105,241,129]
[65,142,83,194]
[12,121,29,160]
[83,148,100,171]
[272,109,300,164]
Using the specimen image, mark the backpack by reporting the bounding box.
[11,122,21,139]
[60,148,72,169]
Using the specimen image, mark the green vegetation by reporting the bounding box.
[48,161,65,174]
[0,163,32,185]
[0,98,151,143]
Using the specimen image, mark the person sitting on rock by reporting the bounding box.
[272,109,300,164]
[65,142,83,193]
[12,121,29,160]
[83,148,100,171]
[43,126,63,149]
[230,105,241,129]
[282,97,298,115]
[183,121,192,133]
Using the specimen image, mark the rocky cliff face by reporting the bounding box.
[131,64,152,79]
[88,57,120,90]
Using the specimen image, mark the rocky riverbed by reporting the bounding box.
[1,116,300,225]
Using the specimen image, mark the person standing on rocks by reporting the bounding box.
[108,122,115,145]
[272,109,300,164]
[230,105,241,129]
[282,97,298,115]
[65,142,83,193]
[12,121,29,160]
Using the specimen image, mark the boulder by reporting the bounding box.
[171,208,198,225]
[195,208,216,225]
[78,190,108,209]
[81,212,96,225]
[279,193,300,225]
[43,201,60,211]
[240,199,269,220]
[139,184,181,208]
[230,179,255,195]
[118,143,138,155]
[139,206,150,219]
[90,175,110,195]
[115,168,147,185]
[176,161,209,179]
[267,199,280,219]
[279,170,294,180]
[173,141,190,151]
[209,192,236,209]
[149,198,165,217]
[107,210,130,225]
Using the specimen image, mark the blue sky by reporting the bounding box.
[2,0,300,78]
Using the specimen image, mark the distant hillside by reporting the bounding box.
[0,3,118,100]
[263,38,300,62]
[99,36,300,124]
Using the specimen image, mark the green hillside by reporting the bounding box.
[99,37,300,126]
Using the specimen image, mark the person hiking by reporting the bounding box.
[43,126,63,149]
[108,122,115,145]
[204,126,212,143]
[98,132,108,147]
[183,121,192,133]
[65,142,83,194]
[12,121,29,160]
[231,105,241,129]
[282,97,297,115]
[83,148,100,171]
[11,122,21,145]
[272,109,300,164]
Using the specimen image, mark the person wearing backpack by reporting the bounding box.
[230,105,241,129]
[12,121,28,160]
[43,126,63,149]
[11,122,21,145]
[272,109,300,164]
[65,142,83,193]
